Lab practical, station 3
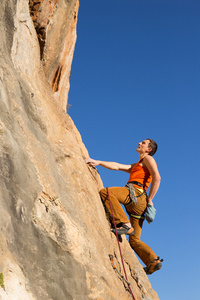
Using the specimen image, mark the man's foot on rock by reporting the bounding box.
[144,257,163,275]
[112,224,134,236]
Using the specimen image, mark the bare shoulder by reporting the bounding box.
[144,155,156,163]
[143,155,160,177]
[143,155,157,168]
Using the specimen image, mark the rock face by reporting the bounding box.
[29,0,79,110]
[0,1,159,299]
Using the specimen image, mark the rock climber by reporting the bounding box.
[86,138,163,275]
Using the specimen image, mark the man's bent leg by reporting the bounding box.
[129,217,157,266]
[100,187,130,225]
[126,191,158,266]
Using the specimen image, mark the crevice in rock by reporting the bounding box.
[28,0,59,60]
[52,65,62,92]
[29,0,44,59]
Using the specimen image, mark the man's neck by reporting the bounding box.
[139,153,148,161]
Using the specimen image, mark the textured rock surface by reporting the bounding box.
[0,0,159,299]
[29,0,79,110]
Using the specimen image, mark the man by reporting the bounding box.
[86,139,163,275]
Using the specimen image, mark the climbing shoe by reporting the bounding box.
[112,224,135,236]
[144,257,163,275]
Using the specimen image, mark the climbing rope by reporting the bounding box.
[106,187,136,300]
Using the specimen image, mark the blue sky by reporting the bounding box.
[69,1,200,299]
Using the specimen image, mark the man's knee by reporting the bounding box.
[99,188,107,202]
[129,236,140,249]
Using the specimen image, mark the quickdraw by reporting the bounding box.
[109,254,130,285]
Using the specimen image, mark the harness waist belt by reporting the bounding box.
[127,181,145,189]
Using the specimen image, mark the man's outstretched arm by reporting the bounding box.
[85,158,134,173]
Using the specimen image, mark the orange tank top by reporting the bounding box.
[128,159,152,191]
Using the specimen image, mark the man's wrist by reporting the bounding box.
[147,198,153,205]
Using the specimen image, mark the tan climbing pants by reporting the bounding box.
[100,186,157,266]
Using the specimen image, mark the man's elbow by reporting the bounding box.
[153,175,161,183]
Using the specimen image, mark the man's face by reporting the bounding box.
[136,139,151,154]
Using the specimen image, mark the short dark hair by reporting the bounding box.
[146,139,158,156]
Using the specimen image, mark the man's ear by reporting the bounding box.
[147,147,152,154]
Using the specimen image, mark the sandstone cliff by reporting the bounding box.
[0,1,159,299]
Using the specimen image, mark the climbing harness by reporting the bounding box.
[125,181,146,206]
[106,187,136,300]
[126,180,145,189]
[125,182,156,224]
[129,213,145,220]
